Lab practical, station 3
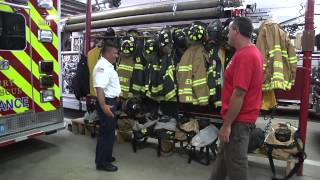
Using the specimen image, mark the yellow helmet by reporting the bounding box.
[120,36,136,55]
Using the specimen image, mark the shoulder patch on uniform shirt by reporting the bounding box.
[97,67,104,72]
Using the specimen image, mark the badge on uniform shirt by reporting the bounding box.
[97,67,104,72]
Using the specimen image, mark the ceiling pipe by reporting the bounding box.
[61,8,82,15]
[64,6,223,31]
[61,4,86,13]
[66,0,223,25]
[63,0,89,7]
[63,0,99,11]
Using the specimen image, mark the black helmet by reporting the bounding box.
[144,37,158,55]
[172,28,186,49]
[120,36,136,55]
[187,21,207,42]
[207,19,223,44]
[128,28,140,37]
[159,27,172,47]
[122,97,142,119]
[104,27,115,38]
[103,27,116,46]
[221,18,233,42]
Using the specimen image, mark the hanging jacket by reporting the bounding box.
[131,38,146,95]
[177,44,209,105]
[171,48,184,103]
[261,90,277,111]
[207,45,223,107]
[223,47,235,70]
[87,47,101,96]
[145,54,164,100]
[207,60,216,103]
[117,55,135,98]
[172,47,184,67]
[211,47,227,107]
[205,44,216,105]
[161,54,177,101]
[256,20,298,91]
[130,56,146,95]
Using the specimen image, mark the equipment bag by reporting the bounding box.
[175,119,199,141]
[265,122,306,180]
[154,116,177,140]
[132,113,158,139]
[191,124,218,148]
[71,54,90,100]
[83,110,99,124]
[248,127,265,153]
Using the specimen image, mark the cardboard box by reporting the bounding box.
[71,118,85,134]
[117,130,133,143]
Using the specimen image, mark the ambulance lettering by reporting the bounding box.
[0,97,29,111]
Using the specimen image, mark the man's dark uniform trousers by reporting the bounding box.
[93,56,121,170]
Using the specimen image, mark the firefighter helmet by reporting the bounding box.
[104,27,115,38]
[101,27,116,46]
[122,97,142,119]
[120,36,136,55]
[172,28,187,49]
[221,18,233,43]
[220,18,234,49]
[207,19,223,44]
[128,28,140,37]
[144,37,159,55]
[159,27,172,47]
[187,21,207,42]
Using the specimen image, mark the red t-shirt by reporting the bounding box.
[221,45,264,123]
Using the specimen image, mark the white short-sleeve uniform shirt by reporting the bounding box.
[93,57,121,98]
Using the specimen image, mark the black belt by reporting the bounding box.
[105,97,117,104]
[105,97,117,100]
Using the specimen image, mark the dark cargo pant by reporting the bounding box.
[95,97,117,166]
[209,122,254,180]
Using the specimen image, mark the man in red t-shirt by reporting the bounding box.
[209,17,264,180]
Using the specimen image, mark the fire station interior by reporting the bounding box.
[1,0,320,180]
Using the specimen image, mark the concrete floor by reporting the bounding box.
[0,109,320,180]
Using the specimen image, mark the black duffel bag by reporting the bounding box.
[248,127,265,153]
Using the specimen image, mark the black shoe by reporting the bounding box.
[112,157,116,162]
[96,164,118,172]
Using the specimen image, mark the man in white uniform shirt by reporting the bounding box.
[93,40,120,172]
